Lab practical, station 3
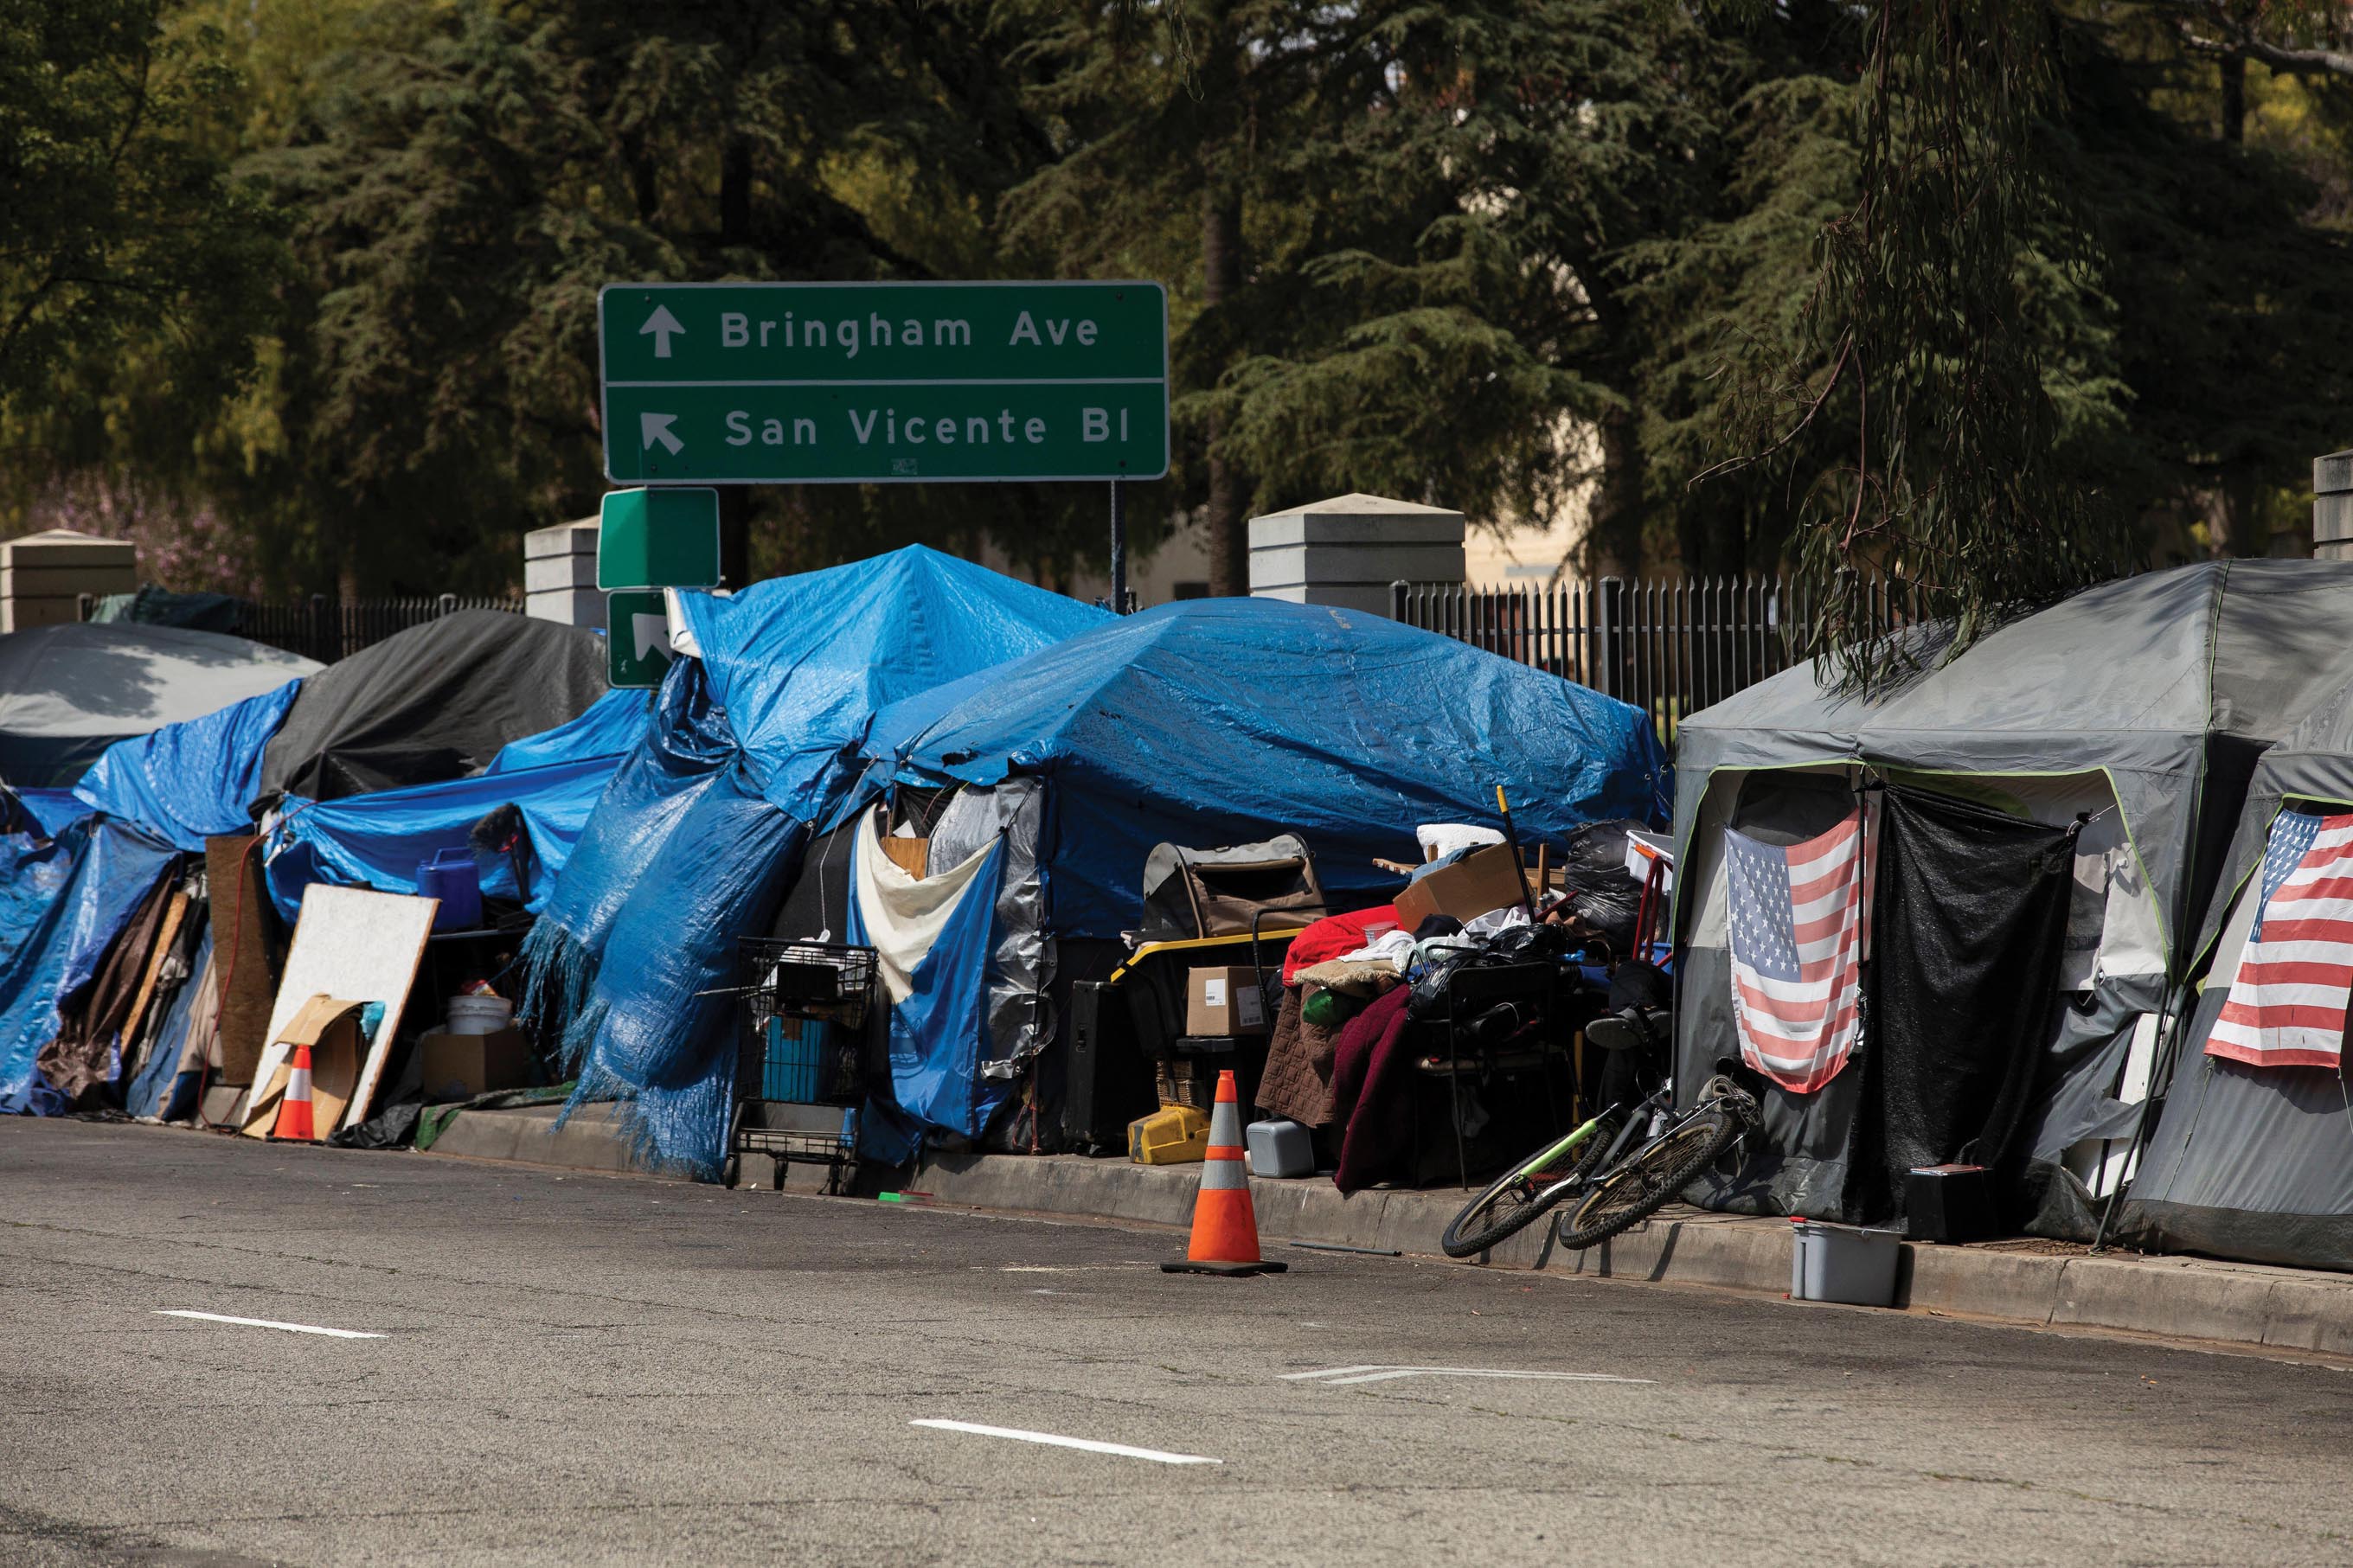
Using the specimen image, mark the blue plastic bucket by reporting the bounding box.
[417,847,483,931]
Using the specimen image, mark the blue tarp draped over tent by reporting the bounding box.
[263,752,622,922]
[0,815,178,1113]
[541,547,1109,1175]
[858,598,1672,937]
[484,688,651,775]
[10,788,93,840]
[70,679,305,850]
[672,545,1112,819]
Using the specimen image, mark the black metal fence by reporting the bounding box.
[1390,575,1923,744]
[83,592,523,663]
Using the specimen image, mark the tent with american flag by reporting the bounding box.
[2123,681,2353,1270]
[1672,560,2353,1233]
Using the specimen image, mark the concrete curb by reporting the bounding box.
[912,1151,2353,1361]
[422,1103,642,1175]
[417,1109,2353,1360]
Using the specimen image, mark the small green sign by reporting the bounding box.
[597,281,1168,485]
[606,590,673,689]
[598,487,721,591]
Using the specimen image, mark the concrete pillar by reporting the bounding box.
[0,528,136,632]
[2317,451,2353,564]
[524,517,600,626]
[1246,492,1466,617]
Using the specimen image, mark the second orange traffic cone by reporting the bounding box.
[1161,1069,1286,1277]
[272,1043,317,1142]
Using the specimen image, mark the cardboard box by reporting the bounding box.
[1392,842,1530,932]
[1185,966,1269,1038]
[241,994,364,1138]
[418,1027,535,1101]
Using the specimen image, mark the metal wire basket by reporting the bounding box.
[738,938,876,1029]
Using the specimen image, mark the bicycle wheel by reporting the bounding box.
[1555,1107,1741,1251]
[1440,1114,1620,1259]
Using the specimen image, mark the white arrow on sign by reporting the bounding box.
[639,304,685,358]
[1281,1366,1653,1388]
[639,412,683,455]
[632,613,669,663]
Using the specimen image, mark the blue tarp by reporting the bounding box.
[485,688,651,774]
[10,788,93,840]
[847,838,1008,1164]
[263,752,622,923]
[673,545,1111,821]
[71,679,305,850]
[0,816,178,1114]
[541,547,1110,1175]
[858,598,1672,937]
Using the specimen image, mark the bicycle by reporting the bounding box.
[1439,1003,1759,1258]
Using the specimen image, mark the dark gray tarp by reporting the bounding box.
[1858,787,2077,1221]
[0,623,319,788]
[1677,560,2353,1223]
[2117,682,2353,1270]
[257,611,606,803]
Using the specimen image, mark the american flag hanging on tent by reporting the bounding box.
[1724,808,1872,1095]
[2207,810,2353,1071]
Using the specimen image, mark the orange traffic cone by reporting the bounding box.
[1162,1069,1286,1277]
[272,1043,317,1142]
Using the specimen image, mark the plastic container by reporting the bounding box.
[417,847,483,931]
[1246,1118,1315,1179]
[1128,1103,1211,1165]
[1415,822,1507,861]
[445,993,513,1035]
[760,1014,837,1102]
[1790,1219,1902,1307]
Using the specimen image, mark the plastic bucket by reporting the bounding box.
[446,994,513,1036]
[417,847,482,931]
[1790,1220,1902,1307]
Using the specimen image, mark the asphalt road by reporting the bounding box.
[4,1118,2351,1568]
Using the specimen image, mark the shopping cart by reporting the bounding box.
[723,938,876,1193]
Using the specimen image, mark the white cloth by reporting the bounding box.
[1416,822,1505,861]
[1336,929,1419,970]
[850,814,1000,1004]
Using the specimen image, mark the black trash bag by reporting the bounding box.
[328,1094,424,1150]
[1554,818,1651,948]
[1854,786,2079,1222]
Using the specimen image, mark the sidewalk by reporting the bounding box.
[420,1103,2353,1363]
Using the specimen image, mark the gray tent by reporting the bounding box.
[0,622,318,788]
[2121,681,2353,1270]
[1674,560,2353,1229]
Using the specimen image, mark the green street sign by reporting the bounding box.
[598,487,720,590]
[597,281,1168,485]
[606,590,673,688]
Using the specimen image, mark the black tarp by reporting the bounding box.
[1859,787,2078,1219]
[256,611,606,804]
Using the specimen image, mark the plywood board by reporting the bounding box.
[204,836,277,1084]
[119,888,190,1058]
[242,886,437,1136]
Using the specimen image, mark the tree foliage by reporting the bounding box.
[0,0,2348,612]
[0,0,283,423]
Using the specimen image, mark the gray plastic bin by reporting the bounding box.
[1789,1220,1902,1307]
[1246,1118,1315,1179]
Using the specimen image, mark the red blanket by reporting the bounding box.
[1326,985,1420,1194]
[1282,905,1400,984]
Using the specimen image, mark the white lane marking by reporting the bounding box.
[910,1419,1220,1466]
[156,1310,385,1341]
[1282,1365,1652,1388]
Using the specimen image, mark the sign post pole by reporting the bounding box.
[1109,477,1126,615]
